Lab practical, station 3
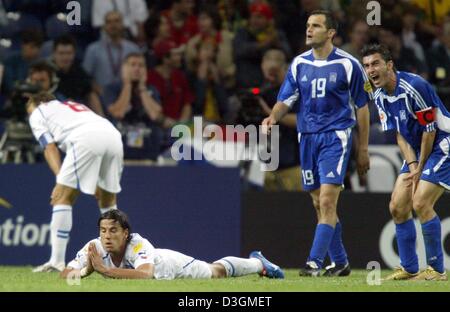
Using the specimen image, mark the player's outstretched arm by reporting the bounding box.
[44,143,62,176]
[356,104,370,175]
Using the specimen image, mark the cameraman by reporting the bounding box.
[250,49,301,190]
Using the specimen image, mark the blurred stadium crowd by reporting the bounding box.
[0,0,449,189]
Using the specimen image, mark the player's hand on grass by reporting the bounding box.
[262,115,277,135]
[88,243,106,274]
[356,149,370,176]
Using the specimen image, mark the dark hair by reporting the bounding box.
[21,29,44,46]
[98,210,132,242]
[361,44,393,63]
[29,61,55,79]
[53,34,77,51]
[124,52,145,63]
[198,5,222,31]
[27,91,56,109]
[309,10,338,31]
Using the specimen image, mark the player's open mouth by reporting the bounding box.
[370,74,380,84]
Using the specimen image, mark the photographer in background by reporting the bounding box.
[0,61,59,163]
[1,29,43,98]
[236,49,300,191]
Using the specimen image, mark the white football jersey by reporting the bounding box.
[67,233,156,270]
[28,100,115,152]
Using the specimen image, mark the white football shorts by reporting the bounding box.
[152,249,212,280]
[57,126,123,195]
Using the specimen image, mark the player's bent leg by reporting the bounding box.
[383,174,419,280]
[389,174,414,223]
[96,186,117,214]
[411,180,446,279]
[33,184,77,273]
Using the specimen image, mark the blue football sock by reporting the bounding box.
[328,221,348,266]
[421,216,444,273]
[308,224,335,269]
[395,219,419,274]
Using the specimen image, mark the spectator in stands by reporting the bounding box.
[147,40,194,129]
[233,2,291,89]
[186,7,235,89]
[341,20,369,62]
[412,0,450,41]
[217,0,249,33]
[91,0,148,45]
[104,53,163,160]
[378,21,428,79]
[83,11,140,93]
[161,0,198,47]
[401,6,427,64]
[1,29,43,97]
[143,15,172,69]
[50,35,104,116]
[427,18,450,109]
[185,7,235,122]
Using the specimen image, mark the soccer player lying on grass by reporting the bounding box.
[60,210,284,280]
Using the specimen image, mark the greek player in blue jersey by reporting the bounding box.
[262,11,371,277]
[362,44,449,281]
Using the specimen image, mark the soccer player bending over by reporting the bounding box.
[262,10,371,277]
[27,92,124,272]
[60,210,284,280]
[362,44,448,281]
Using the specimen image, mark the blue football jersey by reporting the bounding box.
[374,71,450,153]
[277,48,372,134]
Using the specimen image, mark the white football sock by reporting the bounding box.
[49,205,72,265]
[100,205,117,215]
[214,257,263,277]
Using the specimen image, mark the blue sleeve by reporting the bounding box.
[277,63,299,108]
[408,78,437,132]
[349,59,372,109]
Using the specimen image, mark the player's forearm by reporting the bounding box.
[270,102,290,123]
[279,113,297,128]
[99,267,152,279]
[396,132,417,164]
[356,104,370,151]
[44,144,61,176]
[417,130,436,170]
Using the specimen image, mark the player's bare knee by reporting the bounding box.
[97,190,116,208]
[412,196,431,218]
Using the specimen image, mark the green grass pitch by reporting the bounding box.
[1,267,449,292]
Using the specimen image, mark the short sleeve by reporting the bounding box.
[28,109,54,147]
[277,62,300,108]
[128,239,156,269]
[407,78,437,132]
[349,59,372,109]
